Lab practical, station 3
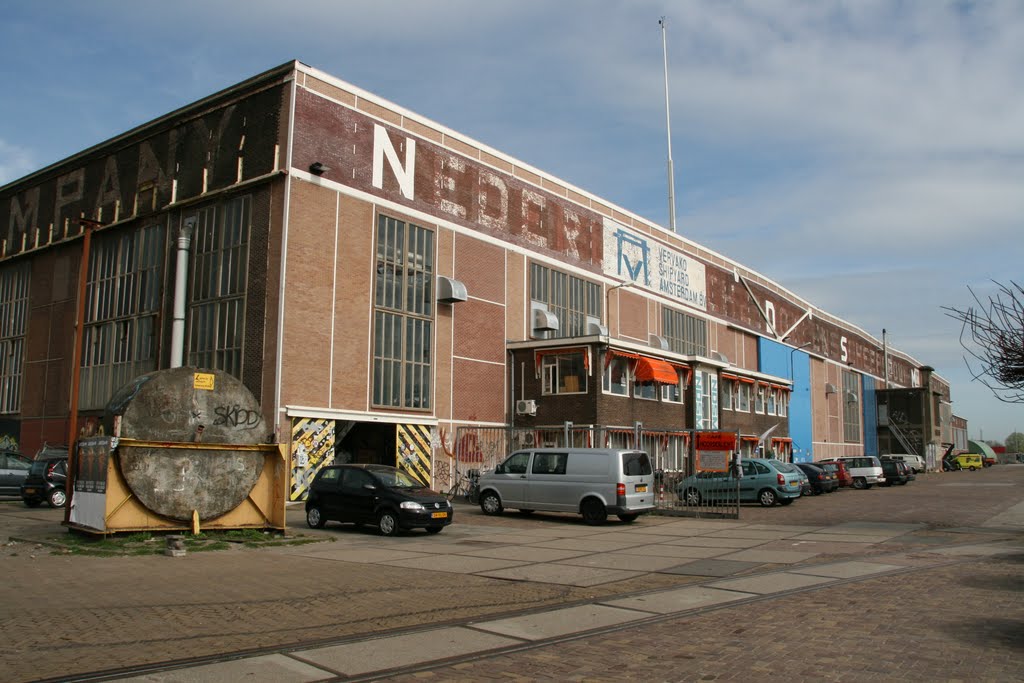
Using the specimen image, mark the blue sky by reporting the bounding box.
[2,1,1022,443]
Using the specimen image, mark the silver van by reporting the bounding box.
[884,453,926,473]
[834,455,886,489]
[477,448,655,524]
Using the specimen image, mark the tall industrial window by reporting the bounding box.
[530,263,601,338]
[662,308,707,356]
[373,214,434,409]
[80,224,165,409]
[842,370,861,443]
[0,264,29,413]
[188,196,250,378]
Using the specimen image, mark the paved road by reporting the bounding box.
[1,465,1022,682]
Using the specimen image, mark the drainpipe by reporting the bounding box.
[170,217,195,368]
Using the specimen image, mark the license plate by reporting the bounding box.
[23,488,36,495]
[636,484,648,492]
[431,512,448,519]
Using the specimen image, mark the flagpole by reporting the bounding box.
[660,16,678,233]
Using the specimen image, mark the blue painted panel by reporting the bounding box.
[861,375,878,456]
[758,339,813,462]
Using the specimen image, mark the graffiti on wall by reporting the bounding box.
[289,418,335,501]
[396,423,432,487]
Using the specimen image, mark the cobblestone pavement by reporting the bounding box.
[1,465,1021,682]
[389,556,1024,683]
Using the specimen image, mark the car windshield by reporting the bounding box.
[373,468,424,488]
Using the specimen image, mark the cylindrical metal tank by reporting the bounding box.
[104,367,269,522]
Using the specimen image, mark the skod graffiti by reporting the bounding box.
[289,418,335,501]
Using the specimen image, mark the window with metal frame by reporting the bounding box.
[530,263,601,338]
[661,368,686,403]
[372,214,434,409]
[187,196,250,378]
[0,263,29,413]
[720,377,734,411]
[842,369,861,442]
[661,307,708,356]
[80,224,165,410]
[542,351,587,395]
[602,356,630,396]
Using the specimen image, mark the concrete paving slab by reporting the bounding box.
[459,533,574,545]
[116,654,333,682]
[652,520,749,533]
[293,626,519,676]
[385,554,530,574]
[928,543,1021,557]
[741,524,827,534]
[375,540,479,554]
[452,545,591,562]
[613,543,732,559]
[602,585,754,614]
[716,548,820,564]
[828,521,925,533]
[556,552,691,572]
[526,538,641,553]
[879,535,955,545]
[292,547,431,564]
[625,525,708,537]
[655,559,763,577]
[666,536,765,549]
[789,560,906,579]
[582,531,678,545]
[472,604,646,641]
[767,540,872,555]
[706,529,801,540]
[708,572,836,594]
[793,532,898,544]
[476,563,644,587]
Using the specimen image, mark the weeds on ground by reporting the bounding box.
[45,528,327,557]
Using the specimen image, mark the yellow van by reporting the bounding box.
[953,454,984,471]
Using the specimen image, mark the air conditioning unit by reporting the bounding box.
[516,399,537,416]
[586,315,608,336]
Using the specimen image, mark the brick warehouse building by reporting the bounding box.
[0,60,955,499]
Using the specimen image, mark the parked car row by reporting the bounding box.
[1,445,69,508]
[672,453,926,508]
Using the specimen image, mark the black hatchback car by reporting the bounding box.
[795,462,839,495]
[21,453,69,508]
[305,464,453,536]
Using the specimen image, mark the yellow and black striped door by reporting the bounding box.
[290,418,335,501]
[396,423,432,486]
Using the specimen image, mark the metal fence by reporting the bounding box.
[452,423,740,519]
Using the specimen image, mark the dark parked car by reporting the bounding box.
[21,452,69,507]
[305,464,453,536]
[879,458,911,486]
[1,451,32,496]
[819,461,852,488]
[796,462,839,495]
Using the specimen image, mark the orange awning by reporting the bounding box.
[634,357,679,384]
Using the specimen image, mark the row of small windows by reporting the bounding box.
[721,377,790,417]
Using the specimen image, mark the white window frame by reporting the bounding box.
[541,351,587,395]
[602,356,630,396]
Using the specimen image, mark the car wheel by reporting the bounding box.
[683,488,702,506]
[48,488,67,508]
[852,477,866,490]
[425,526,444,534]
[480,491,503,515]
[581,499,607,525]
[377,510,400,536]
[617,513,639,523]
[758,488,778,507]
[969,466,978,471]
[22,498,42,508]
[306,506,326,529]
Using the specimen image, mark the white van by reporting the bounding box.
[835,455,885,489]
[476,448,655,524]
[884,453,926,473]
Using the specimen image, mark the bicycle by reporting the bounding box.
[445,468,480,504]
